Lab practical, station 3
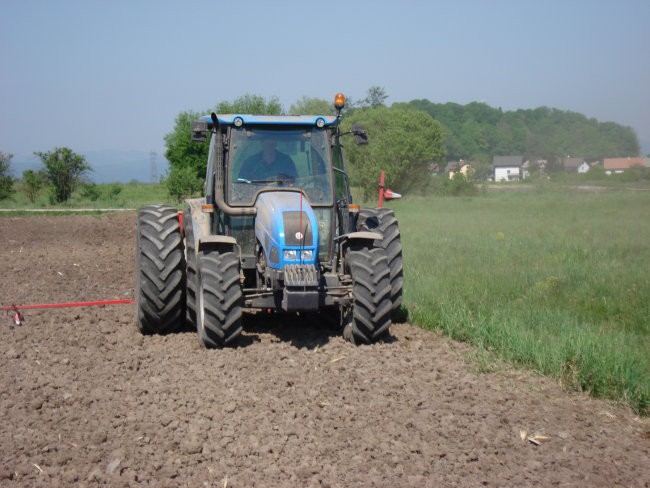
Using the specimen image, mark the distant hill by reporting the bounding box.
[9,150,170,184]
[397,100,641,163]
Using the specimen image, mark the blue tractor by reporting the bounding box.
[135,94,403,346]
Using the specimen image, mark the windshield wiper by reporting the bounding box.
[236,177,289,184]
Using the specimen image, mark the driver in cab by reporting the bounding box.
[238,138,297,183]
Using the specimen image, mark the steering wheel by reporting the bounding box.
[276,173,295,185]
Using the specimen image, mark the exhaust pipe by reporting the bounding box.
[210,113,256,217]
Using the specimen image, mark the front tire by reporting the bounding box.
[135,205,186,334]
[343,245,392,344]
[357,208,404,313]
[197,250,243,347]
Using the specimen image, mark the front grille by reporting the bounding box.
[284,264,318,287]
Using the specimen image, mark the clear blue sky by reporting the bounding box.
[1,0,649,158]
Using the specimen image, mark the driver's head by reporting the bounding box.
[261,138,276,150]
[260,138,278,163]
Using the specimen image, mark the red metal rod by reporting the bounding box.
[1,299,135,311]
[377,171,385,208]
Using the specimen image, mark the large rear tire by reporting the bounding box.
[197,250,243,348]
[135,205,186,334]
[343,245,392,344]
[183,209,197,328]
[357,208,404,313]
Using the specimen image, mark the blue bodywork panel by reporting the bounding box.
[254,192,319,270]
[198,114,337,127]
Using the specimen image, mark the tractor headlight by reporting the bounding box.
[283,249,314,261]
[283,249,298,261]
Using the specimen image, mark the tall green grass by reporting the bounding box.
[390,189,649,414]
[1,181,174,209]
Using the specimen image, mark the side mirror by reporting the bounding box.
[191,119,209,142]
[352,124,368,145]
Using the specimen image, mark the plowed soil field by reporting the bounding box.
[0,213,648,487]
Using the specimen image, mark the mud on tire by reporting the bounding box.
[197,250,243,347]
[357,208,404,312]
[343,245,392,344]
[135,205,186,334]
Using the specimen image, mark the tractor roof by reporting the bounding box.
[197,114,338,127]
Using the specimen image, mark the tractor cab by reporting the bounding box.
[228,125,333,205]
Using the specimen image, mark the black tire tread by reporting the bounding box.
[136,205,185,334]
[346,246,392,344]
[197,251,243,347]
[358,208,404,311]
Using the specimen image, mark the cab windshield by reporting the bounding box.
[227,127,333,206]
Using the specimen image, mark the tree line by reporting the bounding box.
[162,88,641,199]
[1,88,642,204]
[399,99,640,176]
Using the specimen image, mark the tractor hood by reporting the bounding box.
[254,192,319,270]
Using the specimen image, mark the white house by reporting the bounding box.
[563,157,590,174]
[577,161,590,173]
[493,156,523,182]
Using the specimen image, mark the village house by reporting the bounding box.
[603,157,645,175]
[493,156,523,182]
[445,160,472,180]
[563,157,590,173]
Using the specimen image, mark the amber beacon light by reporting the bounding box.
[334,93,346,110]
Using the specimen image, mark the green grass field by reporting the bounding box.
[389,188,649,414]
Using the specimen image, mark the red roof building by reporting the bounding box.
[603,157,644,171]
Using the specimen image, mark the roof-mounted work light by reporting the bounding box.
[334,93,346,112]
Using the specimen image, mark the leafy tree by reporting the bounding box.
[360,86,388,108]
[289,96,334,115]
[21,169,46,203]
[468,153,493,181]
[164,109,206,179]
[0,152,15,200]
[165,94,283,179]
[165,165,202,202]
[215,94,282,115]
[35,147,91,203]
[448,172,478,196]
[106,183,122,199]
[80,183,101,201]
[343,106,444,199]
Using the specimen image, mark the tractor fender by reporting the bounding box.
[198,235,237,253]
[185,198,238,254]
[340,231,383,249]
